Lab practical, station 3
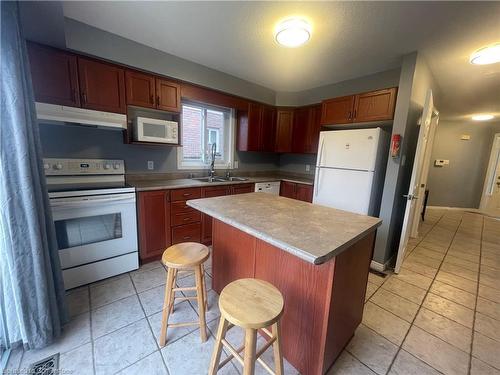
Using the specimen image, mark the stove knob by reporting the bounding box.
[113,163,121,169]
[104,163,111,170]
[43,163,50,170]
[55,163,63,170]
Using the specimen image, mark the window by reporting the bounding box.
[177,102,235,169]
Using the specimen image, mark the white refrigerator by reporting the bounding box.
[313,128,389,216]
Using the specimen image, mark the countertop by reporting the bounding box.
[128,175,314,192]
[187,192,382,265]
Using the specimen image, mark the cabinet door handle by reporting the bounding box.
[183,217,191,221]
[150,95,154,104]
[347,111,351,119]
[81,92,87,105]
[353,109,357,119]
[183,193,191,197]
[183,236,191,240]
[156,95,160,106]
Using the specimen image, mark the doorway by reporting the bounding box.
[480,133,500,217]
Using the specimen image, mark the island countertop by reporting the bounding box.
[187,192,382,265]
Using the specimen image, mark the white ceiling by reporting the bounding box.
[63,1,500,118]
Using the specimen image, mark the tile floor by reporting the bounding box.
[5,209,500,375]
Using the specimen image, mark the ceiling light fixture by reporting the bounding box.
[471,114,494,121]
[470,43,500,65]
[275,18,311,48]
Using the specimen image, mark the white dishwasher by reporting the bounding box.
[255,181,281,195]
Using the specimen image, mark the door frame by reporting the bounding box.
[479,133,500,211]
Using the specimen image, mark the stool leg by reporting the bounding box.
[169,268,178,314]
[208,315,229,375]
[194,265,207,342]
[202,265,209,311]
[159,267,175,347]
[243,328,257,375]
[272,322,283,375]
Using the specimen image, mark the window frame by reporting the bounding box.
[177,101,235,170]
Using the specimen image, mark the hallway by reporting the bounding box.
[331,209,500,374]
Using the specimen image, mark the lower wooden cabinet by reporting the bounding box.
[279,181,314,203]
[172,222,201,245]
[230,183,255,195]
[137,190,171,262]
[201,186,230,244]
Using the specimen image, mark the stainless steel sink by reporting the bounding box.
[224,177,249,181]
[191,177,227,183]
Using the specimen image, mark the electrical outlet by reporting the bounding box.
[147,161,154,170]
[305,164,311,172]
[234,160,239,169]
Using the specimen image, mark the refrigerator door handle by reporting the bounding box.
[317,138,325,166]
[314,168,321,197]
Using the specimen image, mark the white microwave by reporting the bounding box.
[133,117,179,144]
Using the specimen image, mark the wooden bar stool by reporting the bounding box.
[159,242,210,347]
[209,278,284,375]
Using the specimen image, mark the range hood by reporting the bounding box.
[36,102,127,130]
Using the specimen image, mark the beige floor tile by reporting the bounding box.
[423,293,474,328]
[481,264,500,279]
[346,324,398,375]
[382,278,427,305]
[362,302,411,345]
[470,357,500,375]
[392,268,433,291]
[435,271,478,294]
[327,351,376,375]
[370,288,419,322]
[403,326,469,375]
[401,262,438,279]
[441,262,478,282]
[447,249,480,264]
[389,350,441,375]
[412,247,445,261]
[406,254,442,269]
[368,272,387,286]
[419,241,449,253]
[475,312,500,342]
[473,331,500,370]
[365,282,378,302]
[430,281,476,309]
[476,297,500,321]
[479,285,500,304]
[480,273,500,290]
[443,255,480,272]
[414,308,472,352]
[482,257,500,270]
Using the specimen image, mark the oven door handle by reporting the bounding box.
[50,194,135,208]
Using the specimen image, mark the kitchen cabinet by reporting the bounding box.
[320,95,356,125]
[353,88,397,122]
[137,190,171,262]
[320,88,397,125]
[237,103,275,152]
[170,187,202,245]
[275,109,294,153]
[156,78,181,112]
[125,70,156,109]
[77,57,126,114]
[201,186,230,244]
[280,181,313,203]
[261,105,277,152]
[27,42,80,107]
[292,104,322,154]
[230,183,255,195]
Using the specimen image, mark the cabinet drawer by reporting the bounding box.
[171,187,202,202]
[171,212,201,227]
[172,223,201,245]
[171,201,197,215]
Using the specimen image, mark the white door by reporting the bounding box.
[394,89,435,273]
[313,167,374,214]
[317,128,381,170]
[480,133,500,216]
[410,114,439,237]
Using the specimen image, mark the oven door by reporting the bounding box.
[50,193,138,269]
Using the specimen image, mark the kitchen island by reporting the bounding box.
[187,193,381,375]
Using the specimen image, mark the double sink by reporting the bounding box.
[191,176,249,183]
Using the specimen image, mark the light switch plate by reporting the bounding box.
[147,161,154,170]
[234,160,239,169]
[461,135,471,140]
[434,159,449,167]
[305,164,311,172]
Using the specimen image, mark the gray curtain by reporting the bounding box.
[0,1,67,350]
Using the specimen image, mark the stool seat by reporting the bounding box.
[219,278,284,329]
[162,242,209,269]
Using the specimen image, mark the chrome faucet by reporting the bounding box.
[209,143,216,178]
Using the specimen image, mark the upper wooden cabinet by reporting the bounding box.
[320,95,356,125]
[353,88,397,122]
[260,105,277,152]
[77,57,126,114]
[156,78,181,112]
[125,70,156,109]
[292,104,322,154]
[275,109,294,153]
[321,88,397,125]
[27,43,80,107]
[237,103,275,152]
